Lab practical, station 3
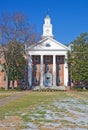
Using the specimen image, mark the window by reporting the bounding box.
[34,65,38,71]
[35,56,39,62]
[58,65,61,71]
[34,77,38,84]
[46,43,51,47]
[57,56,62,61]
[57,77,62,84]
[46,64,50,72]
[46,56,50,62]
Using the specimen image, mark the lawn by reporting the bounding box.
[0,91,88,130]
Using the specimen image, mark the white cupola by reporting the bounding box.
[42,15,54,39]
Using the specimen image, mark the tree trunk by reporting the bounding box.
[8,80,10,89]
[5,73,9,90]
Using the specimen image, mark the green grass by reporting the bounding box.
[0,91,88,120]
[0,92,67,119]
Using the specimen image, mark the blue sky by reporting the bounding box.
[0,0,88,44]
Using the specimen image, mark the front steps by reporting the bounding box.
[32,86,66,91]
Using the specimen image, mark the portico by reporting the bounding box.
[28,53,68,89]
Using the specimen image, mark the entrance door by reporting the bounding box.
[45,77,52,87]
[46,77,50,86]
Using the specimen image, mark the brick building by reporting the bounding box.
[26,15,69,90]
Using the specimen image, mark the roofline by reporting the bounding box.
[26,37,69,50]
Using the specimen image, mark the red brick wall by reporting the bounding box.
[32,55,40,86]
[0,54,6,88]
[0,72,6,88]
[0,55,65,88]
[56,56,64,86]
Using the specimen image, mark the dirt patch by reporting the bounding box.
[0,116,23,130]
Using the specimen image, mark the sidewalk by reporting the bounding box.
[0,92,26,107]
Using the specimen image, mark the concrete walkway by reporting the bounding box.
[0,92,26,107]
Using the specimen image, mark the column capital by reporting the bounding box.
[40,54,44,56]
[28,54,32,56]
[53,54,56,56]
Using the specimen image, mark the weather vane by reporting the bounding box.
[46,9,50,16]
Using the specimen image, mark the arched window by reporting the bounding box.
[46,44,51,47]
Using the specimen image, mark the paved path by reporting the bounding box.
[0,92,26,107]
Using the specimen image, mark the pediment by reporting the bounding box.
[27,37,69,51]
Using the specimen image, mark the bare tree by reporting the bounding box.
[0,12,38,90]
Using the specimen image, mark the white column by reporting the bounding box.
[28,55,32,87]
[64,55,68,86]
[53,55,56,86]
[40,55,43,87]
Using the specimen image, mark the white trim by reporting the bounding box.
[27,37,69,51]
[28,50,67,56]
[64,55,68,86]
